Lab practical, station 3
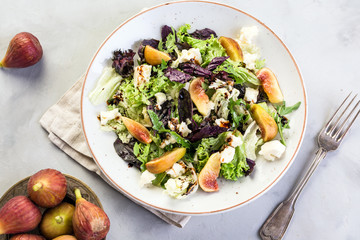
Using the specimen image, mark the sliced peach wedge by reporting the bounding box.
[219,36,243,62]
[198,152,221,192]
[121,117,152,144]
[189,77,213,116]
[250,104,278,142]
[256,68,284,104]
[144,45,171,66]
[146,148,186,174]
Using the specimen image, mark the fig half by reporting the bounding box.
[27,169,67,208]
[122,117,152,144]
[145,147,186,174]
[256,68,284,103]
[40,202,75,239]
[144,45,171,65]
[198,152,221,192]
[0,196,41,234]
[189,77,213,116]
[250,104,278,142]
[219,36,243,62]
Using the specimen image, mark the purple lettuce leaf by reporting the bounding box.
[179,62,213,78]
[112,49,136,77]
[207,56,229,71]
[175,42,192,51]
[161,25,177,42]
[189,126,229,142]
[212,70,234,82]
[147,97,172,127]
[164,67,193,83]
[245,159,256,176]
[190,28,218,40]
[113,138,141,169]
[178,88,193,123]
[137,39,160,62]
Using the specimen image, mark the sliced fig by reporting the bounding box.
[144,45,171,65]
[219,36,243,62]
[122,117,152,144]
[146,148,186,174]
[189,77,213,116]
[198,152,221,192]
[250,104,278,142]
[256,68,284,103]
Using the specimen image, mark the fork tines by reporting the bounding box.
[325,92,360,142]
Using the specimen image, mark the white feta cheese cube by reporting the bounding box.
[139,170,156,187]
[177,122,192,137]
[100,109,121,126]
[166,162,186,178]
[259,140,286,161]
[155,92,167,110]
[244,87,259,103]
[134,64,152,87]
[219,146,236,163]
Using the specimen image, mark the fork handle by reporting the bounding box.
[259,147,327,240]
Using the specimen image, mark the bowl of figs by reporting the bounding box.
[0,169,110,240]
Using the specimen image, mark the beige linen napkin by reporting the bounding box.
[39,75,190,228]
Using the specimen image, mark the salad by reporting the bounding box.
[89,24,300,199]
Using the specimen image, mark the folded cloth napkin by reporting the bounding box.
[39,75,190,228]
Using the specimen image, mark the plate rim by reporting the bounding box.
[80,0,308,215]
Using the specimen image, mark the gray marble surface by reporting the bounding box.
[1,0,359,239]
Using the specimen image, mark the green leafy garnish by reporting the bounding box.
[147,110,191,148]
[215,60,260,85]
[274,101,301,145]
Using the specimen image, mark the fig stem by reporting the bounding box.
[0,62,3,68]
[55,216,63,224]
[74,188,83,200]
[32,182,43,191]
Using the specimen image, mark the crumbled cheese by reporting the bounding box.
[236,26,261,70]
[164,176,190,199]
[259,140,286,161]
[166,162,186,178]
[171,48,202,68]
[139,170,156,187]
[219,146,236,163]
[215,118,230,128]
[134,64,152,87]
[226,134,243,148]
[177,122,192,137]
[238,26,259,44]
[159,134,177,148]
[244,87,259,103]
[100,109,121,126]
[155,92,167,110]
[209,79,227,89]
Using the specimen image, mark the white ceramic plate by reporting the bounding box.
[81,1,307,215]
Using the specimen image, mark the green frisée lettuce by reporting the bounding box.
[177,24,226,66]
[89,67,121,105]
[220,144,249,181]
[215,59,260,85]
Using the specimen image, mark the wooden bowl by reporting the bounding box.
[0,174,104,240]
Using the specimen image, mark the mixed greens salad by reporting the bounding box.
[89,24,300,199]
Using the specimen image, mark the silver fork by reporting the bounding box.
[259,93,360,240]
